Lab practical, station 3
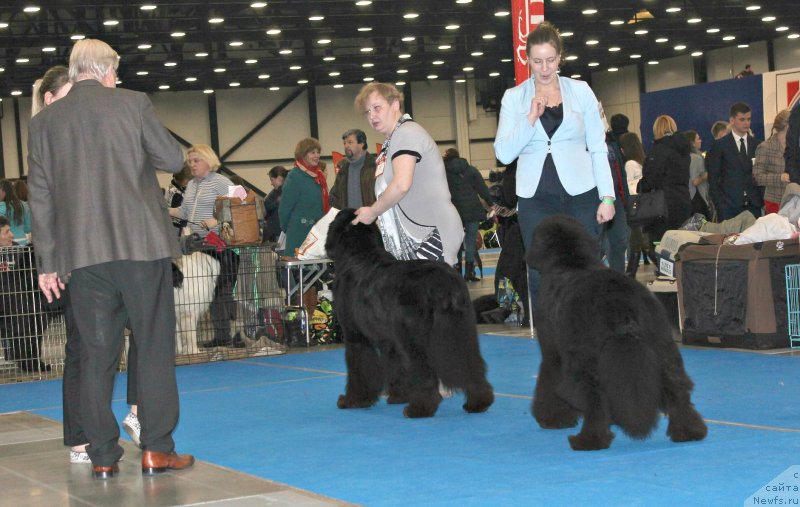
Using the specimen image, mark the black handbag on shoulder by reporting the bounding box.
[626,190,668,226]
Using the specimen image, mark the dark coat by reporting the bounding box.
[444,157,493,223]
[329,153,377,209]
[706,131,763,220]
[27,79,184,278]
[785,101,800,183]
[263,186,283,242]
[640,134,693,239]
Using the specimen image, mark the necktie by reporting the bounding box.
[739,137,747,157]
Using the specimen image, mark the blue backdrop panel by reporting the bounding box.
[640,76,764,152]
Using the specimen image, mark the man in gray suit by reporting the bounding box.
[28,39,193,479]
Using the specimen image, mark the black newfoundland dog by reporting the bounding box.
[324,209,494,418]
[526,215,707,450]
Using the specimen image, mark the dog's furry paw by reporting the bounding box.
[568,430,615,451]
[667,409,708,442]
[463,388,494,413]
[534,409,579,429]
[337,393,377,409]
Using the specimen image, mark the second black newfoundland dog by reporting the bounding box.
[526,215,707,450]
[324,209,494,418]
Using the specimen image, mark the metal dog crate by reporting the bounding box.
[0,244,288,384]
[786,264,800,349]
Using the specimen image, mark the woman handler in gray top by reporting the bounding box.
[351,82,463,266]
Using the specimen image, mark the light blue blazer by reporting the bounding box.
[494,75,614,200]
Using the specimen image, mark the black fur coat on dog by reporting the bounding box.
[526,215,707,450]
[324,209,494,418]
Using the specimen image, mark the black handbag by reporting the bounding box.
[626,190,668,226]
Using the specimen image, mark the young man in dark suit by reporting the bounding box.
[706,101,763,220]
[28,38,193,479]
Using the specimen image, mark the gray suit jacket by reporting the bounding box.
[27,79,184,278]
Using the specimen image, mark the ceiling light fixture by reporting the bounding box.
[298,79,309,84]
[229,41,243,47]
[258,74,270,79]
[16,58,29,63]
[171,31,185,37]
[209,17,224,24]
[445,24,460,30]
[776,26,790,32]
[138,43,152,50]
[788,33,800,39]
[397,69,408,74]
[279,49,293,54]
[399,54,411,59]
[666,7,682,13]
[427,74,438,79]
[439,45,452,50]
[195,52,208,57]
[463,66,474,71]
[648,60,659,65]
[333,84,344,89]
[266,28,281,35]
[489,72,500,77]
[738,44,750,48]
[687,17,702,23]
[483,34,496,40]
[185,77,197,82]
[42,46,56,52]
[609,67,619,72]
[571,74,581,79]
[362,62,374,67]
[164,62,177,67]
[204,89,214,94]
[585,39,599,45]
[329,71,341,76]
[214,68,226,73]
[655,37,669,43]
[610,20,624,26]
[634,29,648,35]
[358,27,372,32]
[561,31,574,37]
[588,62,599,67]
[608,47,620,52]
[433,60,444,65]
[140,5,157,10]
[674,44,687,50]
[402,36,416,42]
[323,56,336,61]
[707,27,720,33]
[565,55,578,61]
[360,47,374,52]
[355,0,372,6]
[396,81,406,86]
[494,10,510,17]
[250,2,267,7]
[309,15,325,21]
[24,6,41,13]
[691,51,703,56]
[136,71,149,76]
[158,85,169,90]
[0,23,8,29]
[229,82,240,87]
[470,51,483,56]
[103,20,119,26]
[745,5,761,10]
[363,77,374,82]
[762,16,776,22]
[582,8,598,15]
[403,12,419,19]
[269,87,280,91]
[11,90,22,96]
[722,34,736,40]
[318,39,332,44]
[630,54,642,59]
[245,59,257,64]
[289,65,302,70]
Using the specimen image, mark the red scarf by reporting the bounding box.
[296,159,330,213]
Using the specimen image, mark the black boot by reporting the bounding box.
[626,251,641,277]
[464,262,479,282]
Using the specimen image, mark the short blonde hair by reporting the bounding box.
[69,39,119,82]
[294,138,322,161]
[354,82,404,114]
[653,115,678,140]
[772,109,791,135]
[187,144,221,172]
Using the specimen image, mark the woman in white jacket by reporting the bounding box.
[493,21,615,310]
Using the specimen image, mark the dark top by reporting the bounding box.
[640,134,692,237]
[538,103,566,196]
[444,157,494,223]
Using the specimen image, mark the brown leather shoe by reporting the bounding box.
[141,450,195,475]
[92,463,119,479]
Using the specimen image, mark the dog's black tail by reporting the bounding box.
[598,323,662,439]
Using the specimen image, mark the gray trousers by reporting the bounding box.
[68,258,178,466]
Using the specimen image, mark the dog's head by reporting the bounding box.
[324,208,385,261]
[526,214,602,272]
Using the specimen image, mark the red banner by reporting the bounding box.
[512,0,545,85]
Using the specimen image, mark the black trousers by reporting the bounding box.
[205,249,239,342]
[68,258,179,466]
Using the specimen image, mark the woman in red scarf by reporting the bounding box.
[278,137,330,256]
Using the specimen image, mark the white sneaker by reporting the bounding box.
[70,450,123,464]
[122,412,141,447]
[69,451,91,464]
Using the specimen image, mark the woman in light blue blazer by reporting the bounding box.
[494,21,616,315]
